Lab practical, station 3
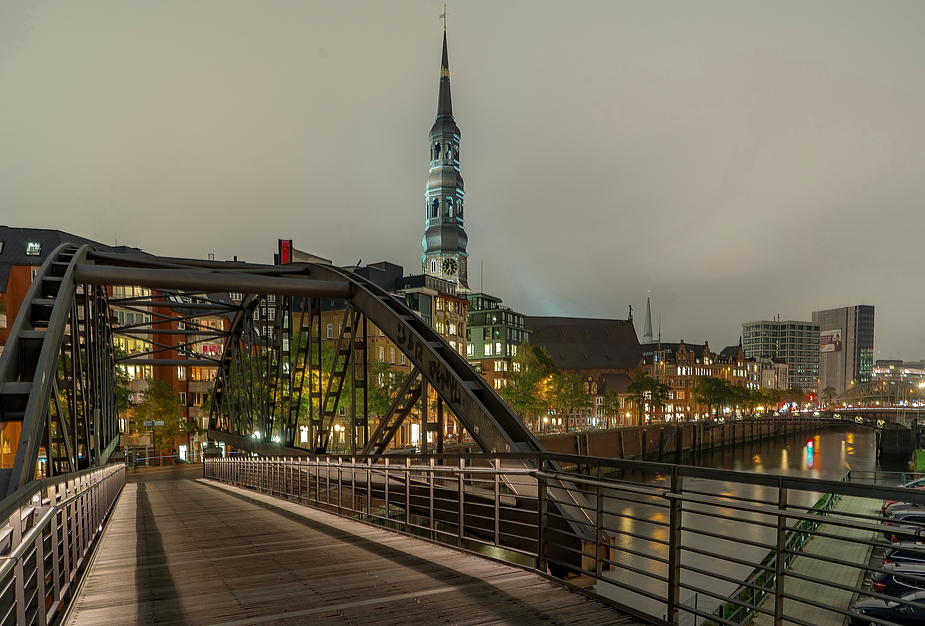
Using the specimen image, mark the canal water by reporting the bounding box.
[693,423,888,478]
[596,424,896,620]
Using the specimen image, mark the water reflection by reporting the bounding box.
[595,426,884,618]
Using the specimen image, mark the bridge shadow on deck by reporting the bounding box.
[65,465,642,626]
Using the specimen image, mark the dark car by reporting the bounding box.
[883,510,925,542]
[850,589,925,625]
[885,544,925,567]
[871,564,925,597]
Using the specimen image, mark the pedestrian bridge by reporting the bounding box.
[3,246,925,624]
[5,451,924,626]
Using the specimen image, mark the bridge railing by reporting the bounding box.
[205,453,925,626]
[0,464,124,626]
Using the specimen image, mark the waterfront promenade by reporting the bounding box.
[752,495,883,626]
[63,466,644,625]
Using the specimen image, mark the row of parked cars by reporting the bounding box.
[849,478,925,625]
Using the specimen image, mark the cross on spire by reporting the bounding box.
[439,5,447,31]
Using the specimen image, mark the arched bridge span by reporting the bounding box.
[0,246,548,496]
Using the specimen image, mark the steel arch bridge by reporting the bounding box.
[0,245,547,497]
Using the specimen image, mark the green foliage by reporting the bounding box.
[546,372,592,419]
[498,342,559,425]
[367,359,410,417]
[131,379,187,454]
[599,389,622,423]
[691,376,734,417]
[626,370,670,421]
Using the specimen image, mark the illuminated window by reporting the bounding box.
[26,242,41,256]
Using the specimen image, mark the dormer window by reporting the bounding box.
[26,242,41,256]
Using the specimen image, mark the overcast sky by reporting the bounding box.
[2,1,924,360]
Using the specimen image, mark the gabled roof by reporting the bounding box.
[0,226,144,292]
[525,316,642,370]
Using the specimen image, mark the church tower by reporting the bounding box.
[422,31,469,291]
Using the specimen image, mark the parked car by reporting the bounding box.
[870,564,925,597]
[883,479,925,512]
[883,510,925,542]
[885,544,925,566]
[850,589,925,625]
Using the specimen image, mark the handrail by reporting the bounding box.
[204,453,925,626]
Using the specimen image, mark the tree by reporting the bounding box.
[691,376,733,418]
[547,372,592,426]
[499,342,558,430]
[367,359,410,418]
[131,379,186,456]
[821,386,837,406]
[599,389,622,427]
[626,370,670,423]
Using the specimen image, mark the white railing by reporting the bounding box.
[0,464,125,626]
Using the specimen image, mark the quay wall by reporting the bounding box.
[536,418,831,463]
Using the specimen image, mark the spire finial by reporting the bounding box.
[440,5,447,31]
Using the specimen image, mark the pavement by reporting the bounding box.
[751,494,882,626]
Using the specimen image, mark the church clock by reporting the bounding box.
[442,258,458,275]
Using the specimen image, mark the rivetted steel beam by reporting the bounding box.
[74,265,353,299]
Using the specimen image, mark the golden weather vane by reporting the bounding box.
[440,4,447,31]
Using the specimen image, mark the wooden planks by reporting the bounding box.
[65,470,646,625]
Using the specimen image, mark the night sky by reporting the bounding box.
[2,1,924,359]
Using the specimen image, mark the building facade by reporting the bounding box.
[465,293,530,391]
[812,305,875,395]
[741,319,820,392]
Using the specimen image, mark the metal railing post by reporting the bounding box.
[666,470,683,624]
[775,484,788,626]
[536,459,548,573]
[457,457,465,547]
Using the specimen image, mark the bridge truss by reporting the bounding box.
[0,246,547,497]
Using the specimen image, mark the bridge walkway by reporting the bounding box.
[64,465,645,626]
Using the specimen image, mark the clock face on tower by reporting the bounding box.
[442,258,458,275]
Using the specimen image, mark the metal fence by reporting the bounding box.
[0,464,125,626]
[204,453,925,626]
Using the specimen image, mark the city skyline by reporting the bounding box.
[2,2,924,359]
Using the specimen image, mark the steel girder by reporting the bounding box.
[0,244,120,496]
[2,248,545,460]
[75,252,544,456]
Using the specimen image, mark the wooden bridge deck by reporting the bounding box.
[64,466,646,626]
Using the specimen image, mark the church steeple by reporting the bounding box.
[422,31,469,291]
[643,295,654,344]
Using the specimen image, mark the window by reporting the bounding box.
[327,324,333,339]
[484,344,493,356]
[430,259,437,273]
[400,353,406,365]
[25,242,41,256]
[178,392,187,406]
[390,348,395,363]
[379,347,385,361]
[178,367,186,381]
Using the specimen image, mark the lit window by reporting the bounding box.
[485,344,493,356]
[25,242,41,256]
